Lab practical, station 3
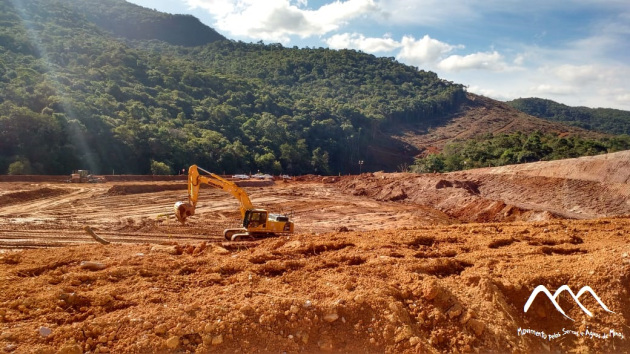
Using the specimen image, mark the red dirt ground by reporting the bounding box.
[1,151,629,353]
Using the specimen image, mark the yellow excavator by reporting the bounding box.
[174,165,294,241]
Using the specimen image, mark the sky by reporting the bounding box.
[126,0,630,110]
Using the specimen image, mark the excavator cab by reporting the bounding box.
[243,209,267,229]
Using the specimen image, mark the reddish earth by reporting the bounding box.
[0,151,629,353]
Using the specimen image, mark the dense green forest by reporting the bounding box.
[507,98,630,135]
[411,132,630,173]
[61,0,225,46]
[0,0,465,175]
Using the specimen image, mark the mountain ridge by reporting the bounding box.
[506,97,630,135]
[59,0,226,46]
[0,0,622,176]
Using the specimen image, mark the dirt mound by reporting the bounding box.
[105,179,275,196]
[104,175,186,182]
[338,173,550,223]
[293,174,323,182]
[468,150,630,184]
[461,174,629,219]
[106,184,185,196]
[0,176,69,183]
[337,152,630,222]
[1,218,628,353]
[235,180,275,187]
[0,188,70,207]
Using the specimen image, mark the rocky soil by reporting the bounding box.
[1,151,629,353]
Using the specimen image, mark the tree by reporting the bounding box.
[311,147,330,174]
[254,152,277,173]
[280,140,309,174]
[412,154,445,173]
[150,160,171,175]
[7,159,33,175]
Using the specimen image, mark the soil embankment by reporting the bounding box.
[337,150,630,221]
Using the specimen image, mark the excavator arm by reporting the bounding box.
[174,165,254,223]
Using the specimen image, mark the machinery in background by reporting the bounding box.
[70,170,104,183]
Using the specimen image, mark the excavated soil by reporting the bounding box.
[0,188,71,207]
[1,151,629,353]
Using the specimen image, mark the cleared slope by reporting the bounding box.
[391,94,605,155]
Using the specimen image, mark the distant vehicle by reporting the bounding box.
[232,174,249,180]
[281,175,292,180]
[253,174,273,180]
[69,170,105,183]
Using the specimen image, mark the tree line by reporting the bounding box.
[411,132,630,173]
[507,98,630,135]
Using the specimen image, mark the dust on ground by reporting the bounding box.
[0,151,629,353]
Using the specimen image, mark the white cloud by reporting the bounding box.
[184,0,234,17]
[513,54,525,66]
[466,85,510,101]
[325,33,518,75]
[184,0,379,42]
[552,64,601,84]
[377,0,479,26]
[438,51,510,72]
[530,84,577,96]
[326,33,401,52]
[396,35,461,65]
[615,93,630,106]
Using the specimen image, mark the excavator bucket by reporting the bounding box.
[174,201,195,224]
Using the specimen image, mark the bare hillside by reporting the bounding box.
[390,93,604,156]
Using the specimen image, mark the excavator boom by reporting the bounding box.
[175,165,254,223]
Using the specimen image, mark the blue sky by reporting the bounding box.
[127,0,630,110]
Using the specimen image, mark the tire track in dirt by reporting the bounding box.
[0,229,227,249]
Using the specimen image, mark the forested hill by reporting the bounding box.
[0,0,467,175]
[60,0,225,46]
[507,98,630,135]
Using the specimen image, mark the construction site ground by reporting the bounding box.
[1,151,629,353]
